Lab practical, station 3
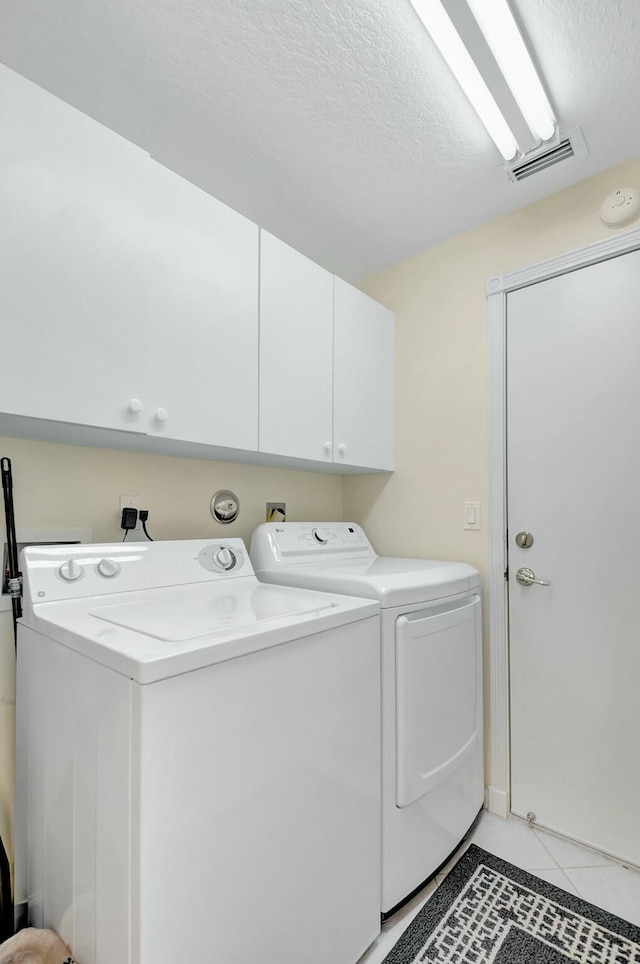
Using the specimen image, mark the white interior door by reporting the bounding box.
[507,249,640,865]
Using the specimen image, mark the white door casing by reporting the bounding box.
[487,228,640,824]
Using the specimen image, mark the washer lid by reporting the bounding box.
[26,580,379,683]
[257,556,480,608]
[91,583,333,641]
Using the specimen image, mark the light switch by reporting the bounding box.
[464,501,481,530]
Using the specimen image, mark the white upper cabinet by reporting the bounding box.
[259,231,334,461]
[0,68,259,450]
[259,233,396,471]
[333,278,395,471]
[0,68,151,433]
[142,162,258,450]
[0,68,394,473]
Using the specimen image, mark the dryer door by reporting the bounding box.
[395,595,481,809]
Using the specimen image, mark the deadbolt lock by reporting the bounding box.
[515,531,534,548]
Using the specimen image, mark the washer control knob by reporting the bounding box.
[312,528,329,545]
[213,547,237,571]
[97,558,121,579]
[59,559,83,582]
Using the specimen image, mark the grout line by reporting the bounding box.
[561,867,585,900]
[533,826,621,871]
[555,868,581,897]
[533,828,566,871]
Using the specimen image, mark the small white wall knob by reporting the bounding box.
[128,398,143,413]
[155,408,169,422]
[324,441,332,455]
[97,558,121,578]
[338,443,346,456]
[59,559,83,582]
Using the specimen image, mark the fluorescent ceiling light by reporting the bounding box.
[466,0,556,143]
[408,0,518,160]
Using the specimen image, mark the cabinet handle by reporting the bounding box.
[338,443,346,456]
[155,408,169,422]
[128,398,143,413]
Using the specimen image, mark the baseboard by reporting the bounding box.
[486,786,510,818]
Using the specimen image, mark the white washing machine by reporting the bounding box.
[250,522,484,918]
[16,539,381,964]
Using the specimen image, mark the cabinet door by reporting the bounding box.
[0,67,150,432]
[259,231,334,461]
[333,278,395,470]
[143,163,259,450]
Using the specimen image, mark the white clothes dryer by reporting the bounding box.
[16,539,381,964]
[250,522,484,918]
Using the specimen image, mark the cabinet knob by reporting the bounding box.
[155,408,169,422]
[324,441,332,455]
[128,398,143,413]
[338,443,346,456]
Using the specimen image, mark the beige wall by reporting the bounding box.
[345,155,640,782]
[0,435,343,863]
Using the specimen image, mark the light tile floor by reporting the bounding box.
[357,811,640,964]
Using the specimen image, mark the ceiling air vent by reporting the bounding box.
[505,127,588,184]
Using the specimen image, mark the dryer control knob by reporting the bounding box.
[213,547,237,571]
[59,559,83,582]
[312,528,329,545]
[97,558,121,578]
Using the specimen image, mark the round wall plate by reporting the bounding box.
[211,489,240,524]
[600,187,640,227]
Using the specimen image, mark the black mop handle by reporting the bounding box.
[1,457,22,636]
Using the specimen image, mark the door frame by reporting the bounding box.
[486,227,640,818]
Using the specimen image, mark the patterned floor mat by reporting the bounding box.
[383,845,640,963]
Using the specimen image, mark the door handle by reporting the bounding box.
[516,567,550,587]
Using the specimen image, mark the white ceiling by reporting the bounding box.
[1,0,639,280]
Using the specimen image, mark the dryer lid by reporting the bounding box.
[250,522,480,608]
[257,557,480,608]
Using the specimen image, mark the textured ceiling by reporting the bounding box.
[1,0,639,279]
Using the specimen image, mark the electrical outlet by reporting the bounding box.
[120,495,142,529]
